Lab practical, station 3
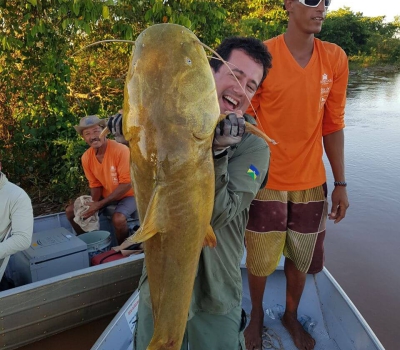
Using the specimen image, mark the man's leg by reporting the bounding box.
[282,184,327,350]
[244,188,288,350]
[282,258,314,350]
[111,212,129,244]
[65,203,85,234]
[187,306,244,350]
[112,196,137,244]
[245,273,267,350]
[134,298,154,350]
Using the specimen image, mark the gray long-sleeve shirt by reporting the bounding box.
[0,173,34,259]
[139,114,270,316]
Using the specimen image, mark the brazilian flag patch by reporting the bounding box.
[247,164,260,180]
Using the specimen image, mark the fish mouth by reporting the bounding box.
[223,94,239,110]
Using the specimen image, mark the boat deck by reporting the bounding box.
[94,253,383,350]
[242,268,340,350]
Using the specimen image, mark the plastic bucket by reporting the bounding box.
[79,230,112,260]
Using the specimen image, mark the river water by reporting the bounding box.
[324,70,400,350]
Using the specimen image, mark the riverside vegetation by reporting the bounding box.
[0,0,399,215]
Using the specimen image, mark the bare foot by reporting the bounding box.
[244,308,264,350]
[282,312,316,350]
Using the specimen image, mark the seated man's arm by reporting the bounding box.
[0,190,33,259]
[211,137,269,231]
[90,187,103,202]
[83,183,132,218]
[97,183,132,208]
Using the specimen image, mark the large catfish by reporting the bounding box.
[122,24,220,350]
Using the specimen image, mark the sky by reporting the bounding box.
[328,0,400,22]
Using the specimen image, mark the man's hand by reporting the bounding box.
[213,112,246,153]
[82,201,102,219]
[107,110,127,144]
[328,186,349,223]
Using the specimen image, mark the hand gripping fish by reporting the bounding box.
[98,23,275,350]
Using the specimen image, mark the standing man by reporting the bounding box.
[244,1,349,349]
[66,115,136,244]
[113,37,272,349]
[0,162,33,260]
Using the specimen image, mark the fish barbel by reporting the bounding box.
[123,23,220,350]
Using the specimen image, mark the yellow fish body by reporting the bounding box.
[123,23,220,350]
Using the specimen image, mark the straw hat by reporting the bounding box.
[73,115,107,135]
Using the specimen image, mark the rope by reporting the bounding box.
[262,326,284,350]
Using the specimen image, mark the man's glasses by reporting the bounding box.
[298,0,331,8]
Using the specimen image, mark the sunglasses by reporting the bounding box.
[298,0,331,7]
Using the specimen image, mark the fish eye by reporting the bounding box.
[185,57,192,65]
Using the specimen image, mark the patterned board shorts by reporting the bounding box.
[245,184,328,276]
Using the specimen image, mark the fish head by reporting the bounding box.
[123,23,220,144]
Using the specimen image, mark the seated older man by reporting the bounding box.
[66,115,136,244]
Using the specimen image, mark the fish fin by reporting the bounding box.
[128,190,161,243]
[203,225,217,248]
[128,220,158,244]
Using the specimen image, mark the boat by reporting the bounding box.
[93,255,385,350]
[0,212,385,350]
[0,211,143,350]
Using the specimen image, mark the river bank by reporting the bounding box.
[349,60,400,74]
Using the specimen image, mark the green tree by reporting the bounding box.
[1,1,399,214]
[318,8,370,55]
[0,0,230,213]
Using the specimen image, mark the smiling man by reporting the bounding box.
[65,115,136,244]
[244,1,349,350]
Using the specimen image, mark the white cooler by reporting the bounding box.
[10,227,89,286]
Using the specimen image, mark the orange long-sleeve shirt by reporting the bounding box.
[248,35,348,191]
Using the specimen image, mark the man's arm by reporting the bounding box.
[0,191,33,259]
[90,187,103,202]
[83,183,132,219]
[211,138,269,231]
[323,129,349,223]
[322,47,349,224]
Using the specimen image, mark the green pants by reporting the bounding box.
[134,299,245,350]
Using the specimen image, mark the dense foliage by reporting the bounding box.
[1,0,399,214]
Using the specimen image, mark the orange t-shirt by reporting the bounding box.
[82,140,134,199]
[248,35,348,191]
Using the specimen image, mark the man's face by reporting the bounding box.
[82,125,105,149]
[212,49,264,114]
[285,0,327,34]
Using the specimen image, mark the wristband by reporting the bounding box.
[334,181,347,187]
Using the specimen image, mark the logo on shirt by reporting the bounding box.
[247,164,260,180]
[320,73,332,85]
[319,73,332,110]
[110,165,118,185]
